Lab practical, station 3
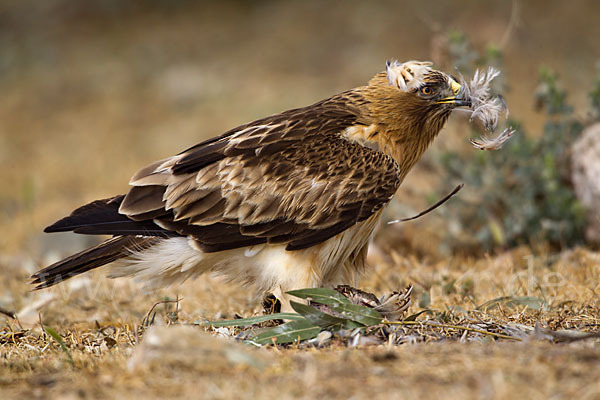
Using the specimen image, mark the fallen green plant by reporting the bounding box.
[203,288,529,346]
[205,288,383,345]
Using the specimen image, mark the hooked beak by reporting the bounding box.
[436,79,472,107]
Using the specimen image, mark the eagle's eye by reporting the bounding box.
[420,86,434,96]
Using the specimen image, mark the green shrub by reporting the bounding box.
[435,35,598,251]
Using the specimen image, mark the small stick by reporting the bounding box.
[0,306,16,319]
[386,320,521,341]
[134,323,140,345]
[388,184,464,224]
[142,299,183,327]
[124,325,136,346]
[38,313,46,341]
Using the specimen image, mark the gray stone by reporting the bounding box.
[572,122,600,243]
[128,325,271,372]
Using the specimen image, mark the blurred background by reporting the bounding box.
[1,0,600,262]
[3,5,600,397]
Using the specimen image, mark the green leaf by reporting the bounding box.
[290,301,361,330]
[404,309,431,322]
[476,296,512,311]
[418,291,431,308]
[204,313,304,327]
[287,288,352,306]
[329,303,382,326]
[248,319,321,345]
[509,296,546,311]
[477,296,546,311]
[44,326,73,366]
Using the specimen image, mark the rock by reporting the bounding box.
[16,291,57,328]
[15,275,97,328]
[128,325,271,372]
[572,122,600,243]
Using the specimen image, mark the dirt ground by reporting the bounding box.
[2,247,600,399]
[2,1,600,399]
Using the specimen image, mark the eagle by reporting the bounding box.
[31,60,473,310]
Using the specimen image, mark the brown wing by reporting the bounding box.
[118,91,401,252]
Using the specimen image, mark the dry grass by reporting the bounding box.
[2,246,600,399]
[3,2,600,399]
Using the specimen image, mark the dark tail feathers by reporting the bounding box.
[31,236,160,290]
[44,195,172,237]
[34,195,171,289]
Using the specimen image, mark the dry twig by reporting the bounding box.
[386,320,522,341]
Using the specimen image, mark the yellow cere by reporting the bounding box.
[450,79,461,96]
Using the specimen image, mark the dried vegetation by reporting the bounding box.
[2,246,600,399]
[2,1,600,399]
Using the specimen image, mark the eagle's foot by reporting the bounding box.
[262,293,282,314]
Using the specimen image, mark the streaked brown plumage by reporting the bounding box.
[32,60,471,309]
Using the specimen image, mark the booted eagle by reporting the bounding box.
[32,61,473,309]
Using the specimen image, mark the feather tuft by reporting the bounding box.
[459,67,514,150]
[470,127,516,151]
[386,60,433,92]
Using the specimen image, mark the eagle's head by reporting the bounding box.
[360,60,492,175]
[371,60,511,150]
[364,61,474,137]
[385,60,471,109]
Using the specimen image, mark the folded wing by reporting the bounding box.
[117,92,401,251]
[46,91,401,253]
